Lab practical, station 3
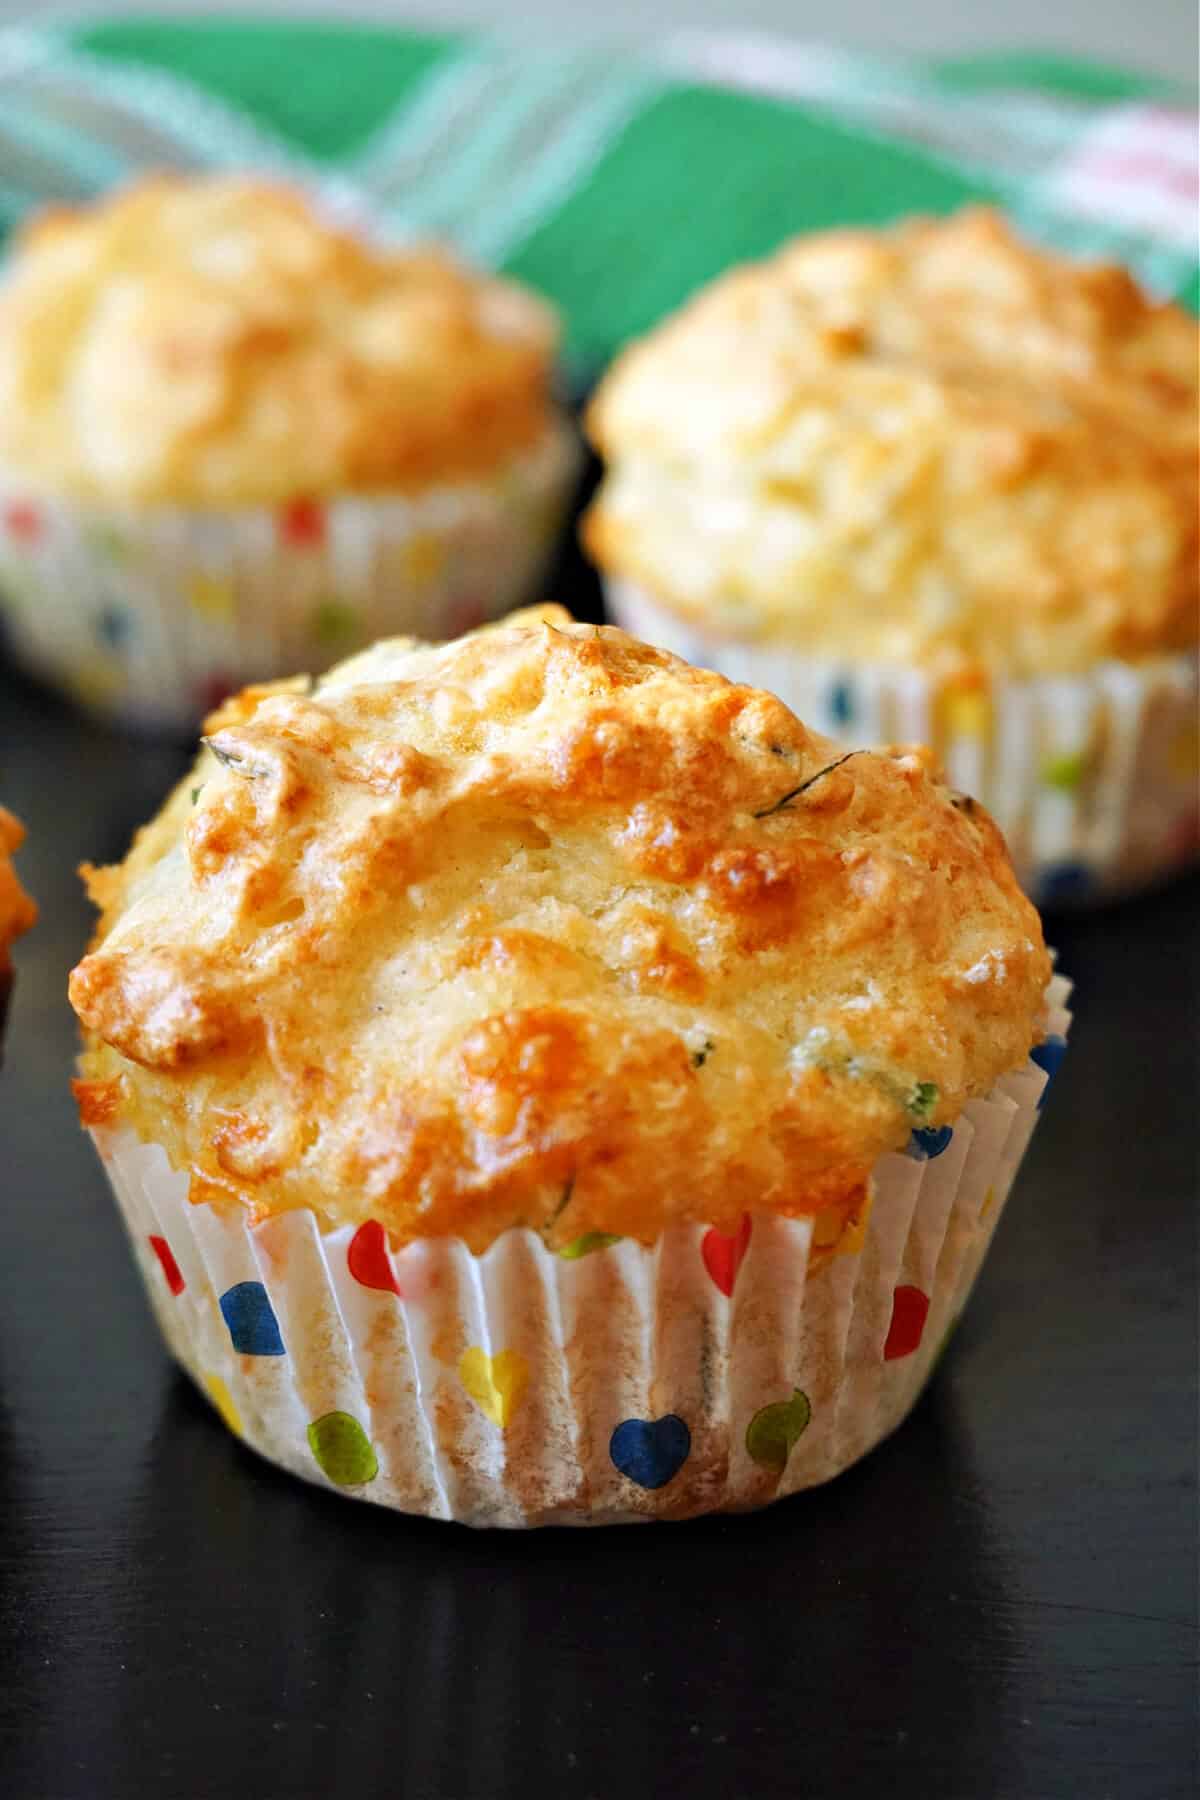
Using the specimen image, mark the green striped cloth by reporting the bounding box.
[1,16,1195,372]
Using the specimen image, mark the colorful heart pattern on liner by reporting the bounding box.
[187,573,236,621]
[203,1373,243,1439]
[3,500,41,543]
[347,1219,401,1293]
[557,1232,622,1259]
[307,1411,378,1486]
[166,1160,1023,1501]
[745,1389,812,1474]
[908,1125,953,1160]
[219,1281,285,1357]
[148,1234,185,1296]
[701,1214,752,1296]
[609,1415,692,1490]
[827,678,854,727]
[1040,748,1090,791]
[1030,1035,1068,1108]
[278,497,325,549]
[883,1285,930,1361]
[459,1347,529,1428]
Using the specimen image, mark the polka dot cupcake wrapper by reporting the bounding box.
[90,975,1070,1527]
[0,420,578,733]
[607,579,1199,908]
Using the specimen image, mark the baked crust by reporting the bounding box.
[71,608,1050,1248]
[585,208,1198,678]
[0,175,562,506]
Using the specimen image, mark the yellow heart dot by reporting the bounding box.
[204,1372,243,1439]
[809,1185,872,1269]
[459,1346,529,1429]
[188,574,236,621]
[980,1186,997,1221]
[69,656,126,708]
[939,687,993,742]
[401,532,447,587]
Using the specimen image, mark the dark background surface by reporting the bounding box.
[0,503,1196,1800]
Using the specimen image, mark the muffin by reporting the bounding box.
[70,607,1069,1524]
[0,805,36,1047]
[0,175,577,730]
[585,208,1199,907]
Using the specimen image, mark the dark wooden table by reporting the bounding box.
[1,517,1196,1798]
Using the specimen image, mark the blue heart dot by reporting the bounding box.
[829,679,855,728]
[1030,1035,1068,1108]
[609,1414,691,1490]
[1036,862,1095,909]
[908,1125,954,1160]
[219,1281,285,1356]
[96,605,132,650]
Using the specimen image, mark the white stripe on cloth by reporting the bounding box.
[0,27,319,188]
[348,44,515,200]
[463,66,663,267]
[362,47,612,245]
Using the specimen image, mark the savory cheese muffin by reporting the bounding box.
[0,175,576,728]
[0,806,36,1046]
[70,607,1069,1523]
[586,209,1199,904]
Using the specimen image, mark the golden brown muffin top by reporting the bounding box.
[0,806,36,986]
[70,608,1050,1250]
[585,208,1199,678]
[0,175,562,506]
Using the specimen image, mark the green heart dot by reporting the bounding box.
[87,523,131,562]
[556,1232,623,1260]
[746,1389,811,1474]
[310,598,358,647]
[307,1411,378,1486]
[1041,749,1088,791]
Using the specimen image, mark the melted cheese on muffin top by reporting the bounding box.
[72,608,1049,1248]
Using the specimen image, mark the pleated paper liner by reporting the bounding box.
[606,579,1199,909]
[0,420,579,733]
[88,977,1070,1527]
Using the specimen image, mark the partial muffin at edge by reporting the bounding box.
[0,806,37,1031]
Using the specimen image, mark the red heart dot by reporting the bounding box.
[884,1285,930,1360]
[148,1234,185,1297]
[347,1220,401,1294]
[701,1214,752,1297]
[4,501,41,544]
[279,497,325,548]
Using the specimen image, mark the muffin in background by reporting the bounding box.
[0,175,577,731]
[585,208,1199,907]
[0,806,36,1047]
[70,606,1068,1525]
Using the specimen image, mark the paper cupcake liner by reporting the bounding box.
[606,579,1199,908]
[0,420,579,732]
[87,976,1070,1527]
